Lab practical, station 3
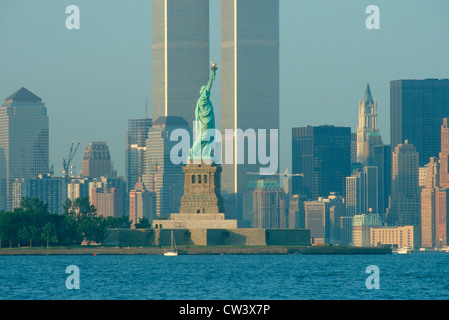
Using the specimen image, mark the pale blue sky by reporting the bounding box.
[1,1,449,177]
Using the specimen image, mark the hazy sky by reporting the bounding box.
[1,1,449,178]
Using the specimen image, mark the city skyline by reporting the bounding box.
[1,1,449,178]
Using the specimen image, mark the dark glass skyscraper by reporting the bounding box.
[292,125,351,201]
[390,79,449,166]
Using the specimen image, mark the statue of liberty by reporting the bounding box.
[190,62,217,162]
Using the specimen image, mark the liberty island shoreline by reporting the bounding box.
[0,246,391,255]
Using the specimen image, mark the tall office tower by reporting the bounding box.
[81,142,116,178]
[387,141,421,233]
[435,118,449,247]
[221,0,280,218]
[391,79,449,167]
[357,83,382,165]
[435,188,449,247]
[152,0,209,127]
[252,179,285,229]
[0,87,49,211]
[292,125,351,200]
[12,175,67,215]
[126,118,152,192]
[345,166,378,216]
[439,118,449,188]
[373,144,391,219]
[142,116,189,218]
[421,157,439,248]
[129,177,156,228]
[345,171,364,216]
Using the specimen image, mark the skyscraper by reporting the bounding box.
[292,125,351,200]
[142,116,189,218]
[357,83,382,165]
[0,87,49,211]
[220,0,280,217]
[373,144,391,219]
[421,157,439,248]
[152,0,209,127]
[81,142,115,178]
[345,166,378,216]
[435,118,449,247]
[387,141,421,231]
[126,118,152,192]
[390,79,449,166]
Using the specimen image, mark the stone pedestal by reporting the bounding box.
[153,161,238,229]
[179,161,224,213]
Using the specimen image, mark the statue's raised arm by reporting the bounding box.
[190,62,218,161]
[206,62,217,92]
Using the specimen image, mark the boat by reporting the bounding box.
[397,247,412,254]
[164,230,178,256]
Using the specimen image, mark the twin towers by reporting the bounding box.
[152,0,280,209]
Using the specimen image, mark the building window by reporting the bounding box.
[198,175,202,184]
[204,175,207,184]
[192,175,196,184]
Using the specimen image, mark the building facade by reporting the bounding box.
[12,175,67,215]
[91,185,124,219]
[387,141,421,237]
[421,157,439,248]
[373,144,391,218]
[304,193,345,245]
[357,83,382,165]
[129,178,156,228]
[0,87,49,211]
[370,225,417,249]
[292,125,351,200]
[126,118,152,193]
[345,166,379,217]
[352,213,382,247]
[142,116,189,218]
[220,0,280,219]
[252,179,285,229]
[81,142,115,179]
[152,0,209,127]
[390,79,449,167]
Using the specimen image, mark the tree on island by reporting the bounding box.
[135,217,151,229]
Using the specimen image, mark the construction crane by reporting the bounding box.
[63,142,80,178]
[246,168,303,178]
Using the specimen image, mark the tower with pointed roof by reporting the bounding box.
[356,83,382,165]
[0,87,49,211]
